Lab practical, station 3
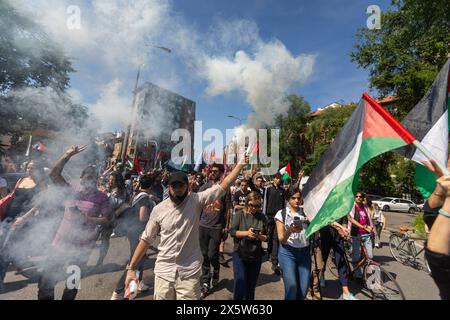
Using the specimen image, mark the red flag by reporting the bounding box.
[133,154,142,174]
[251,141,259,155]
[37,142,47,152]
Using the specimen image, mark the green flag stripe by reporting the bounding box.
[306,137,406,237]
[306,175,355,237]
[356,137,408,169]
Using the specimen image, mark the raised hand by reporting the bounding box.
[436,175,450,197]
[65,145,88,158]
[420,155,450,179]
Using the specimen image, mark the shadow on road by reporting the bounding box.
[0,279,29,294]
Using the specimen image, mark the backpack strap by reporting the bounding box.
[131,192,149,207]
[281,207,287,224]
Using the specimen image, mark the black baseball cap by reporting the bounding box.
[168,171,188,185]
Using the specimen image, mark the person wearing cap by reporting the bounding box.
[123,154,249,300]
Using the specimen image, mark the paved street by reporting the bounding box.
[0,210,439,301]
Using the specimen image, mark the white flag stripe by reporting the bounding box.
[303,133,363,219]
[411,110,448,167]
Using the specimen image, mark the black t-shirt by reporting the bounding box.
[233,189,249,208]
[199,181,231,229]
[423,201,438,230]
[118,192,154,235]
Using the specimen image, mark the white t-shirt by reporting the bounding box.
[0,177,7,189]
[274,206,309,248]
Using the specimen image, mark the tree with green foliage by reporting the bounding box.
[0,0,74,94]
[303,104,357,174]
[273,95,311,174]
[358,153,396,197]
[0,0,92,161]
[351,0,450,117]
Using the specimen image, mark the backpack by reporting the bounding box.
[114,192,151,236]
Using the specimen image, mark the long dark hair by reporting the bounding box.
[109,171,126,191]
[285,186,302,201]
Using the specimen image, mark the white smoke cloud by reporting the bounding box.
[88,79,132,131]
[8,0,316,135]
[201,40,316,129]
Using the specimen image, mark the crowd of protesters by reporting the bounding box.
[0,145,449,301]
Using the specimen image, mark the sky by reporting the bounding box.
[169,0,392,130]
[12,0,393,145]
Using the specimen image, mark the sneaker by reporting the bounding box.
[271,264,282,276]
[111,291,124,300]
[219,253,227,266]
[341,293,358,300]
[375,243,380,248]
[138,281,149,292]
[319,276,326,288]
[200,283,210,299]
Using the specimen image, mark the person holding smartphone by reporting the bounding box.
[275,187,311,300]
[229,192,268,300]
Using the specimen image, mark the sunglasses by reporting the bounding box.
[355,195,364,199]
[247,203,261,209]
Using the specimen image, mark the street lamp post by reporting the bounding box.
[121,46,171,164]
[227,115,245,126]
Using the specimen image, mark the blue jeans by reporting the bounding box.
[278,244,311,300]
[352,234,373,278]
[232,251,262,300]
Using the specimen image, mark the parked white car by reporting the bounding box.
[372,197,419,214]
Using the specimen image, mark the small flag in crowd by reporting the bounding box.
[279,162,292,181]
[133,153,142,174]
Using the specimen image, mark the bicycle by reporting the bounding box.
[389,226,430,273]
[327,235,405,300]
[308,237,323,300]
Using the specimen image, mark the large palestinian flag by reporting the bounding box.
[303,93,415,237]
[396,59,450,198]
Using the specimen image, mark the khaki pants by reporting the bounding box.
[154,270,202,300]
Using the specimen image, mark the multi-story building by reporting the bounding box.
[124,82,196,171]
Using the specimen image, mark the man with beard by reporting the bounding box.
[198,163,232,297]
[122,155,248,300]
[37,145,111,300]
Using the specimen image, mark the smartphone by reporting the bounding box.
[293,216,302,226]
[252,228,261,235]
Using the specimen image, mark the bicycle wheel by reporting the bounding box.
[364,264,405,300]
[389,234,410,264]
